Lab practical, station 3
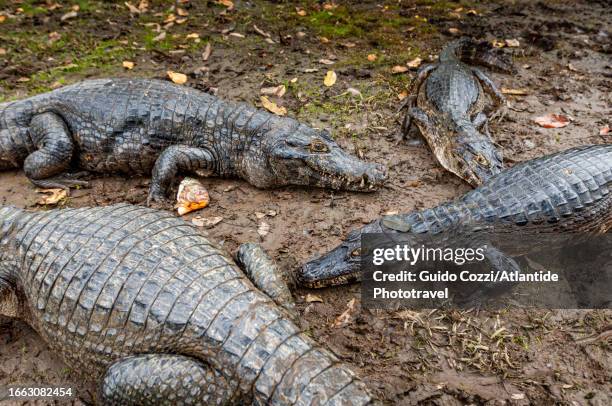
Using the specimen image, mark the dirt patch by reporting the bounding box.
[0,0,610,404]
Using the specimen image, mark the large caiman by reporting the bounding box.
[0,78,387,204]
[0,204,373,405]
[300,144,612,288]
[401,38,514,186]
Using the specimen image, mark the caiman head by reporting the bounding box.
[243,122,387,191]
[432,119,504,187]
[300,220,384,288]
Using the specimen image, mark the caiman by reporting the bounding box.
[0,204,373,405]
[300,145,612,288]
[0,78,387,204]
[401,38,513,186]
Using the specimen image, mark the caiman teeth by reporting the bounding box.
[360,176,366,188]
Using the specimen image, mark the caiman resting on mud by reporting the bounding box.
[0,78,387,203]
[0,204,372,405]
[401,38,513,186]
[301,145,612,288]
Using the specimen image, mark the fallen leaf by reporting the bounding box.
[186,33,200,40]
[176,7,189,16]
[392,65,409,74]
[290,77,298,83]
[125,1,141,14]
[229,32,245,38]
[122,60,135,69]
[305,294,324,303]
[202,42,212,61]
[319,58,335,65]
[332,298,357,327]
[48,31,61,43]
[448,27,460,35]
[303,68,319,73]
[0,48,6,56]
[217,0,234,10]
[255,211,266,219]
[567,63,580,72]
[323,2,338,10]
[511,393,525,400]
[60,10,78,21]
[175,18,187,24]
[163,13,176,23]
[260,96,287,116]
[0,15,6,23]
[175,178,210,215]
[505,38,520,47]
[257,221,270,238]
[533,114,570,129]
[17,77,30,82]
[492,39,505,48]
[346,87,362,98]
[341,42,356,48]
[407,57,423,69]
[152,31,166,42]
[600,126,610,136]
[138,0,149,11]
[71,4,80,11]
[367,53,377,62]
[501,87,528,95]
[253,24,271,38]
[319,36,330,43]
[260,85,286,98]
[167,70,188,84]
[192,216,223,228]
[37,189,67,206]
[324,70,337,87]
[398,90,408,100]
[296,9,307,16]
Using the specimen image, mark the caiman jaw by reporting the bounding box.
[305,160,387,192]
[300,243,361,288]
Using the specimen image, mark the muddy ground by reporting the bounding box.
[0,0,611,404]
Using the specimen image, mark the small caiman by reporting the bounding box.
[0,78,387,203]
[300,145,612,288]
[0,204,373,405]
[401,38,513,186]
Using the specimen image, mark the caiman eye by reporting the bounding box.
[309,139,330,153]
[474,153,490,167]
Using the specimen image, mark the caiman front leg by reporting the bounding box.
[401,64,436,138]
[472,67,507,122]
[24,112,88,190]
[148,145,216,205]
[99,354,234,406]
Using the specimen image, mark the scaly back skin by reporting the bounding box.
[0,204,371,405]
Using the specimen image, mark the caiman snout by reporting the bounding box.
[354,162,388,191]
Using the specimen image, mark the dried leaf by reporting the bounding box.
[0,15,6,23]
[167,70,188,84]
[257,222,270,238]
[192,216,223,228]
[448,27,460,35]
[332,298,357,327]
[323,2,338,10]
[186,33,200,40]
[392,65,409,74]
[175,18,187,24]
[505,38,520,47]
[17,77,30,82]
[138,0,149,11]
[260,85,286,98]
[533,114,570,129]
[125,2,141,14]
[501,87,528,95]
[253,24,270,38]
[341,42,356,48]
[60,10,78,21]
[407,57,423,69]
[305,294,324,303]
[37,189,67,206]
[511,393,525,400]
[600,126,610,136]
[176,7,189,16]
[217,0,234,10]
[201,42,212,61]
[175,178,210,215]
[319,58,335,65]
[48,31,61,43]
[324,70,337,87]
[0,48,6,56]
[122,61,135,69]
[260,96,287,116]
[346,87,362,98]
[229,32,245,38]
[296,9,307,16]
[492,39,505,48]
[398,90,408,100]
[152,31,166,42]
[367,54,377,62]
[319,36,330,44]
[254,211,266,219]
